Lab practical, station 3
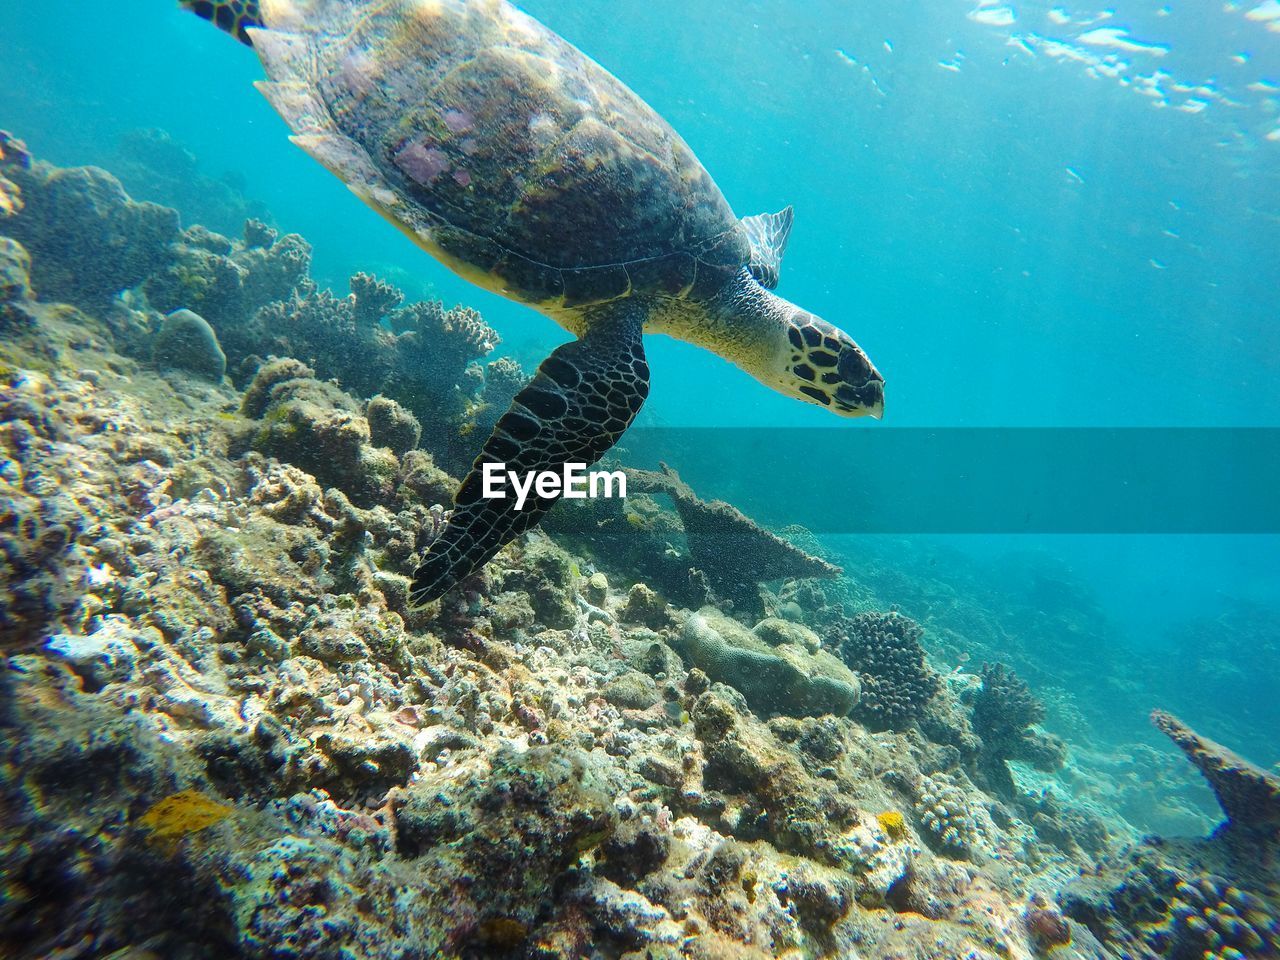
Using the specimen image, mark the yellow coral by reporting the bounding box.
[138,790,233,844]
[876,810,906,840]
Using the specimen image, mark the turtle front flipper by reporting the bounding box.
[409,301,650,607]
[178,0,261,45]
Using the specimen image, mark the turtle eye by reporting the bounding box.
[837,344,874,386]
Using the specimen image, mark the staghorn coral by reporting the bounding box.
[829,610,939,730]
[972,661,1068,798]
[629,463,840,616]
[1152,709,1280,844]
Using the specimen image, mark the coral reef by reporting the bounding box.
[4,139,1269,960]
[1064,842,1280,960]
[2,159,181,309]
[143,220,312,351]
[829,610,940,729]
[233,361,401,508]
[972,661,1068,798]
[913,771,989,857]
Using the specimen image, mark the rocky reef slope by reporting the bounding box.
[2,136,1277,960]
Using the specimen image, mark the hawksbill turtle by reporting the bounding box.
[180,0,885,606]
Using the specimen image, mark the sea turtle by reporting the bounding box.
[180,0,885,606]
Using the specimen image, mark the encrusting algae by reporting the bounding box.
[876,810,907,841]
[137,790,235,845]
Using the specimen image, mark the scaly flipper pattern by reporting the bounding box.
[410,301,650,606]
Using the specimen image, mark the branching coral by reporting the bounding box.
[971,661,1067,798]
[629,463,840,616]
[222,277,499,438]
[1152,709,1280,843]
[828,611,939,730]
[144,223,312,357]
[350,271,403,328]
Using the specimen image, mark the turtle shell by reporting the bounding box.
[264,0,749,309]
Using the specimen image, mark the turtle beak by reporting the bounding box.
[846,369,885,420]
[862,376,885,420]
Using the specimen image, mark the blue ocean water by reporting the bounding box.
[2,0,1277,759]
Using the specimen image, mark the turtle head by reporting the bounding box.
[671,270,885,419]
[777,309,885,419]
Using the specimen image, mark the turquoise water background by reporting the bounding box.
[2,1,1278,761]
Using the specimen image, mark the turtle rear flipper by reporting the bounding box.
[409,301,650,607]
[742,206,795,289]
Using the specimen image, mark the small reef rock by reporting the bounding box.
[152,308,227,381]
[676,607,861,718]
[3,139,1277,960]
